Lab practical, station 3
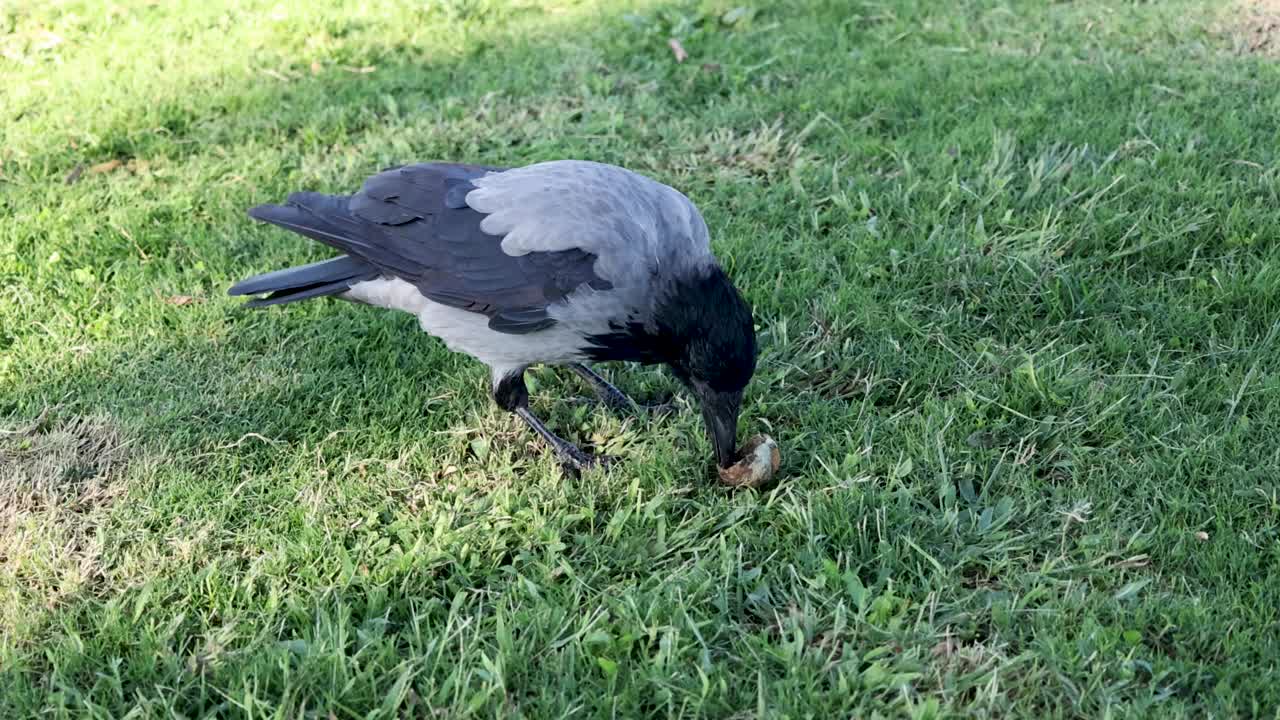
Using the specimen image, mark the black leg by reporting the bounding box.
[514,407,603,472]
[493,368,610,472]
[569,363,673,417]
[569,363,635,415]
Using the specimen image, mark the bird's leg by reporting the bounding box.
[514,407,601,472]
[493,368,609,472]
[569,363,635,415]
[569,363,673,418]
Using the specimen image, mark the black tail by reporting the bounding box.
[231,194,381,307]
[228,254,379,307]
[246,193,371,253]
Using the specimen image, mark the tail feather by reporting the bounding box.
[228,254,379,307]
[233,192,386,308]
[247,193,367,253]
[248,193,426,278]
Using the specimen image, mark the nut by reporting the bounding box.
[717,433,781,488]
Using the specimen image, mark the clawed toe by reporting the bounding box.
[637,398,676,417]
[556,447,619,475]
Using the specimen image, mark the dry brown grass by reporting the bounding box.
[0,412,133,622]
[1221,0,1280,56]
[658,115,826,182]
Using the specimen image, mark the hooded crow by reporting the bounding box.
[229,160,757,472]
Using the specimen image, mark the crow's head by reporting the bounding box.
[582,263,758,468]
[657,265,758,468]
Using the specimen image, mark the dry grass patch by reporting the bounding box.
[663,116,824,181]
[0,412,133,622]
[1220,0,1280,56]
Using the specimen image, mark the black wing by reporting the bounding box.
[246,163,612,334]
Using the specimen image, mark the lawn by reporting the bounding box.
[3,0,1279,716]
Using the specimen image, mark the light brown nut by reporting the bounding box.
[717,434,781,488]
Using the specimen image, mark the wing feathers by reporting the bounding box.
[241,163,609,334]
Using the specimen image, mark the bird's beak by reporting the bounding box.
[697,387,743,469]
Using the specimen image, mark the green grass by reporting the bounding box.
[3,0,1280,716]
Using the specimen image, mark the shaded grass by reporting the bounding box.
[2,0,1280,717]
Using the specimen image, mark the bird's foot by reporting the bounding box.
[555,443,619,475]
[634,396,677,418]
[567,363,674,419]
[514,405,618,475]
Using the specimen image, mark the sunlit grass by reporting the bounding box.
[3,0,1279,717]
